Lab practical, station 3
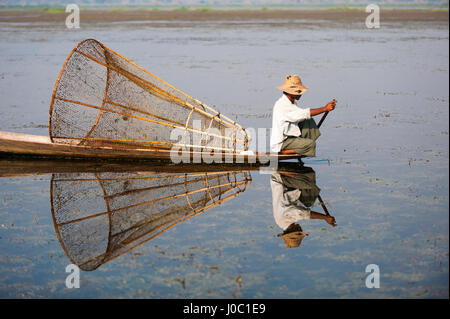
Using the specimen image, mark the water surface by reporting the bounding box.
[0,16,448,298]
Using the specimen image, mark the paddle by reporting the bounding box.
[317,194,329,216]
[317,99,336,128]
[317,111,329,128]
[318,194,336,227]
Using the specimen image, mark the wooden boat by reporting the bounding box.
[0,39,300,163]
[0,39,302,163]
[0,130,299,163]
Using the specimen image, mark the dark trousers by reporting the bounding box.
[281,119,321,157]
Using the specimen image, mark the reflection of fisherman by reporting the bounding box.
[271,167,336,248]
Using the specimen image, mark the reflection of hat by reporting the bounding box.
[277,75,309,95]
[278,224,309,248]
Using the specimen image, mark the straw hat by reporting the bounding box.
[278,224,309,249]
[277,74,309,95]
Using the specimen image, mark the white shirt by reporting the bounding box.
[270,173,311,231]
[270,94,311,153]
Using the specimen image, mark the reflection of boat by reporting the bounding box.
[0,158,308,178]
[0,157,260,177]
[50,168,251,271]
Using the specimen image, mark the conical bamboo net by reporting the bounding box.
[49,39,249,154]
[51,170,251,271]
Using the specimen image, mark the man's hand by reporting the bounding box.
[325,99,337,112]
[325,215,337,227]
[310,99,337,117]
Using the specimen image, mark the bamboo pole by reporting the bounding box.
[52,170,245,183]
[98,40,246,132]
[51,135,239,153]
[53,97,245,145]
[104,175,213,200]
[74,48,242,133]
[55,178,248,226]
[77,185,243,268]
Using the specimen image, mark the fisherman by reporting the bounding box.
[270,166,336,249]
[270,74,336,160]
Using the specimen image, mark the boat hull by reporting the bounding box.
[0,131,299,163]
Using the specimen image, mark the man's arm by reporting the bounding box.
[310,211,337,227]
[310,99,336,117]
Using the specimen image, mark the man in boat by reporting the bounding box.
[270,74,336,161]
[271,165,336,248]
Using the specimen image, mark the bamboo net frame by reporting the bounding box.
[49,39,249,154]
[51,170,251,271]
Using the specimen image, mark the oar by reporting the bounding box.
[317,194,330,216]
[317,99,336,128]
[317,194,336,227]
[317,111,329,128]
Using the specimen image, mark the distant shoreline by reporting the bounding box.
[0,8,448,23]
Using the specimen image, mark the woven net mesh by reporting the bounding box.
[51,170,251,271]
[50,39,248,153]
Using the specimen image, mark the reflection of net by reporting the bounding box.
[51,170,251,271]
[49,39,248,152]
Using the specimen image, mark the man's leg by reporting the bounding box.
[299,118,321,142]
[280,172,321,207]
[281,136,316,157]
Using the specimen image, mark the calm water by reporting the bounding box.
[0,16,448,298]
